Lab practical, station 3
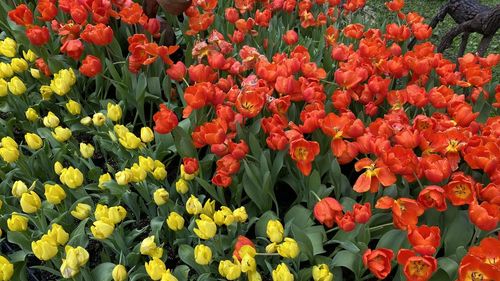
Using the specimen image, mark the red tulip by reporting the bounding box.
[79,55,102,77]
[26,26,50,46]
[313,197,343,228]
[153,104,178,134]
[363,248,394,279]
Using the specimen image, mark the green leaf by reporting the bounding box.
[255,211,278,239]
[173,265,190,281]
[437,257,458,280]
[178,244,207,274]
[284,205,314,227]
[444,211,474,256]
[291,225,314,261]
[331,250,361,278]
[68,218,89,247]
[376,229,407,254]
[7,232,31,251]
[91,263,115,281]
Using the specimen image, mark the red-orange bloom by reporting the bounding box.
[469,201,499,231]
[79,55,102,77]
[353,158,396,193]
[119,3,147,25]
[289,138,320,176]
[37,0,58,21]
[192,119,227,148]
[81,24,114,46]
[336,211,356,232]
[376,196,424,230]
[397,249,437,281]
[60,39,84,60]
[443,172,477,206]
[417,185,448,211]
[407,225,441,256]
[343,23,364,39]
[187,13,215,35]
[363,248,394,279]
[385,0,404,11]
[411,23,432,40]
[313,197,343,228]
[153,104,178,134]
[458,254,500,281]
[235,90,265,118]
[166,61,186,82]
[26,26,50,46]
[353,202,371,223]
[233,236,255,261]
[419,154,451,183]
[8,4,33,26]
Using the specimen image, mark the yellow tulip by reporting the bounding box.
[65,245,89,269]
[119,132,141,149]
[0,63,13,79]
[79,143,94,158]
[107,103,122,122]
[267,220,284,243]
[0,137,19,163]
[138,156,155,172]
[145,258,166,281]
[40,85,53,100]
[7,212,29,231]
[0,255,14,281]
[140,236,163,258]
[240,254,256,273]
[153,188,169,206]
[92,112,106,126]
[115,170,131,185]
[213,206,235,226]
[98,173,112,189]
[91,219,115,240]
[43,112,60,128]
[59,167,83,188]
[52,126,72,142]
[11,180,28,198]
[194,244,212,265]
[152,166,167,180]
[193,214,217,240]
[44,183,66,205]
[71,203,91,220]
[54,161,64,175]
[47,223,69,245]
[0,78,7,97]
[25,133,43,150]
[10,58,28,73]
[7,76,26,95]
[218,259,241,281]
[201,198,215,218]
[248,271,263,281]
[140,127,154,143]
[129,163,147,182]
[180,164,196,181]
[25,107,39,122]
[113,125,129,138]
[166,212,184,231]
[60,259,79,279]
[312,264,333,281]
[107,206,127,224]
[160,269,178,281]
[1,38,17,57]
[272,263,294,281]
[80,116,92,126]
[23,49,38,62]
[30,68,41,79]
[186,195,202,215]
[66,99,81,115]
[112,264,127,281]
[20,191,42,213]
[233,206,248,223]
[32,236,58,261]
[277,238,300,259]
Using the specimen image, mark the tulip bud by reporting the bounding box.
[71,203,91,220]
[0,78,8,97]
[7,212,29,231]
[23,49,38,62]
[119,132,142,150]
[91,219,115,240]
[161,269,178,281]
[44,183,66,205]
[80,116,92,126]
[54,161,64,175]
[153,166,167,180]
[92,112,106,126]
[47,223,69,245]
[8,76,26,95]
[0,136,19,163]
[153,188,169,206]
[0,256,14,281]
[59,166,83,188]
[218,259,241,280]
[0,62,13,78]
[60,259,79,279]
[186,195,202,215]
[194,244,212,265]
[79,143,94,158]
[194,214,217,240]
[0,38,17,58]
[25,107,39,121]
[98,173,112,189]
[129,163,147,182]
[272,263,294,281]
[112,264,127,281]
[20,191,42,213]
[25,133,43,150]
[312,264,333,281]
[201,199,215,217]
[140,236,163,258]
[107,103,122,122]
[43,112,60,128]
[175,178,189,194]
[240,254,256,273]
[277,238,300,259]
[107,206,127,224]
[233,206,248,223]
[66,99,81,115]
[40,85,53,100]
[166,212,185,231]
[64,245,89,268]
[145,258,166,281]
[140,127,155,143]
[12,180,28,198]
[10,58,28,73]
[52,126,72,142]
[32,236,58,261]
[266,220,284,243]
[115,170,131,185]
[30,68,41,79]
[138,156,155,172]
[213,206,235,226]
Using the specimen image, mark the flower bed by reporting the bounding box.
[0,0,499,280]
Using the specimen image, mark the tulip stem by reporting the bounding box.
[255,253,280,256]
[412,172,425,190]
[368,222,393,232]
[310,191,322,202]
[326,227,339,234]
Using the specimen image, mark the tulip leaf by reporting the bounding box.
[67,218,89,247]
[444,211,474,256]
[437,257,458,280]
[284,205,314,227]
[331,250,362,279]
[7,232,31,251]
[91,262,115,281]
[255,211,278,239]
[376,229,407,254]
[178,244,206,274]
[173,265,190,281]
